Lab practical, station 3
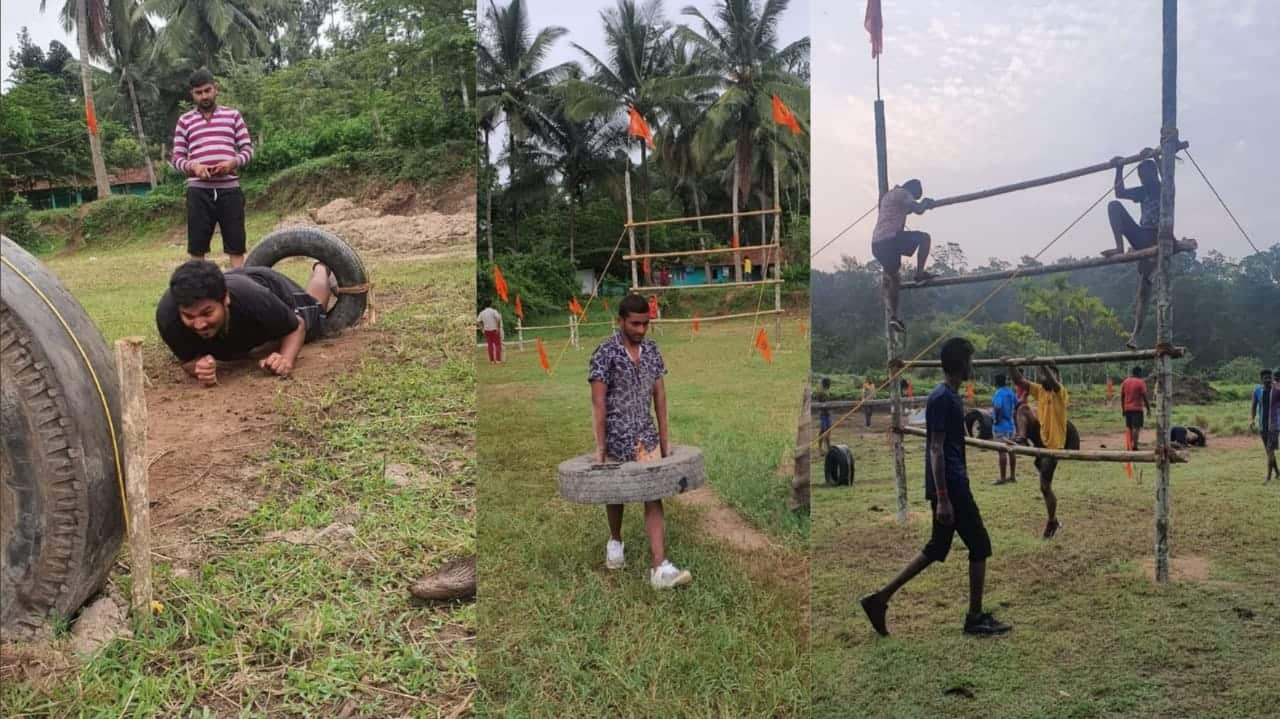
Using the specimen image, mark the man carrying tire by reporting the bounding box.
[156,260,331,384]
[172,68,253,268]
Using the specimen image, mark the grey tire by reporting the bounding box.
[245,225,369,333]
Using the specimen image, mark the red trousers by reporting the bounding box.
[484,329,502,362]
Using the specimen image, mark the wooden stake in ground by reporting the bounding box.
[792,385,811,514]
[114,337,152,615]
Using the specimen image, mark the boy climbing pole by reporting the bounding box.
[1101,152,1162,349]
[871,179,936,333]
[589,294,691,589]
[1008,361,1073,539]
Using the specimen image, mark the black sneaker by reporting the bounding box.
[1043,519,1061,539]
[860,593,889,637]
[963,612,1011,636]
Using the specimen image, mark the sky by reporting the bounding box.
[1,3,81,88]
[811,0,1280,270]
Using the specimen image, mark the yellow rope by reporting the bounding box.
[1,255,130,533]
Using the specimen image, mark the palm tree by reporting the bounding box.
[41,0,113,199]
[564,0,681,284]
[478,104,499,263]
[477,0,574,251]
[146,0,285,70]
[679,0,809,280]
[657,38,714,281]
[105,0,159,187]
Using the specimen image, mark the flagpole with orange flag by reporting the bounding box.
[493,264,509,303]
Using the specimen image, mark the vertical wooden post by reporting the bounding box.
[624,160,639,292]
[732,171,743,282]
[1153,0,1178,583]
[516,318,524,351]
[773,143,783,342]
[874,100,890,197]
[114,337,152,615]
[792,385,811,513]
[888,316,908,524]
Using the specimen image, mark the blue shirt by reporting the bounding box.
[992,386,1016,434]
[924,382,971,501]
[1256,385,1273,432]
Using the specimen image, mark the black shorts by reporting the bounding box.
[922,492,992,563]
[1028,419,1081,481]
[292,292,327,342]
[1263,430,1278,451]
[1125,410,1145,429]
[871,231,929,274]
[186,186,246,256]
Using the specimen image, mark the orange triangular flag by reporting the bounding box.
[569,297,584,316]
[493,265,509,303]
[966,382,975,401]
[692,314,700,333]
[1124,430,1134,479]
[731,234,740,249]
[536,338,550,374]
[85,98,99,136]
[771,95,801,136]
[642,257,651,277]
[1106,377,1115,398]
[627,106,655,149]
[755,329,773,363]
[514,295,524,320]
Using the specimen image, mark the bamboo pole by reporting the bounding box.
[896,426,1185,463]
[1154,0,1178,584]
[623,243,780,261]
[624,160,639,291]
[631,278,783,292]
[516,318,524,350]
[625,207,781,229]
[900,239,1198,289]
[792,385,811,514]
[114,337,152,616]
[653,309,785,324]
[905,347,1184,368]
[928,142,1189,210]
[811,397,927,413]
[773,143,783,343]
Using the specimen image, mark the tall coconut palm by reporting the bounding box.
[146,0,286,70]
[105,0,159,187]
[477,0,574,251]
[478,104,499,263]
[41,0,113,199]
[679,0,809,280]
[564,0,682,284]
[657,37,714,281]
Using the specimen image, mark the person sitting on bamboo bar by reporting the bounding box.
[871,179,936,333]
[589,293,691,590]
[1102,152,1162,349]
[859,337,1011,638]
[1007,362,1073,539]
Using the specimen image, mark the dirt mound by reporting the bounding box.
[1148,375,1219,405]
[278,187,474,258]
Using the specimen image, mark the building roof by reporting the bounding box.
[24,164,156,191]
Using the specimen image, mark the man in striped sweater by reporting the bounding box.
[172,68,254,267]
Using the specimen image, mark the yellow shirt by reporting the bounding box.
[744,258,753,274]
[1027,381,1069,449]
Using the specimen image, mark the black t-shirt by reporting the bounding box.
[924,382,972,501]
[156,267,303,361]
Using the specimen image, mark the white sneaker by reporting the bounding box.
[605,540,625,569]
[649,560,692,589]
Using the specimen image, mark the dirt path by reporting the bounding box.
[672,486,809,593]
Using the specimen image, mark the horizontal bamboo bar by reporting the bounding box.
[900,238,1198,290]
[929,142,1189,209]
[631,278,784,292]
[811,397,927,413]
[896,425,1187,463]
[905,347,1185,368]
[625,208,780,229]
[655,309,785,324]
[624,243,780,261]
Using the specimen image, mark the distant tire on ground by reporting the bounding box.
[1,235,125,639]
[245,225,369,333]
[824,444,853,486]
[965,409,994,440]
[557,446,705,504]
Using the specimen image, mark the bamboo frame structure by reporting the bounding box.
[928,141,1189,210]
[899,239,1197,290]
[905,347,1184,369]
[624,243,780,261]
[624,207,780,229]
[653,308,784,324]
[870,0,1185,580]
[811,397,926,413]
[896,426,1187,464]
[633,278,783,292]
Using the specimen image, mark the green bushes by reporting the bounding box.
[0,197,50,252]
[78,194,185,246]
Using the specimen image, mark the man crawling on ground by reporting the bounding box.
[156,259,332,385]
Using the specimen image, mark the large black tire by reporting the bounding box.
[245,225,369,333]
[824,444,853,486]
[965,409,994,440]
[1,236,125,639]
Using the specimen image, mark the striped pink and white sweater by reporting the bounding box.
[171,106,254,189]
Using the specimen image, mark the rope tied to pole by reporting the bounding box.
[334,283,372,295]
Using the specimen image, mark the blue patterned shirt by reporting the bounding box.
[588,332,667,461]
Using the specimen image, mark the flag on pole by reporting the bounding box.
[1124,430,1134,479]
[627,106,655,149]
[493,265,509,302]
[642,257,651,277]
[514,295,524,320]
[569,297,584,316]
[85,98,99,136]
[1106,377,1115,400]
[536,338,550,374]
[771,95,802,135]
[966,382,975,401]
[865,0,884,58]
[692,314,700,333]
[755,329,773,363]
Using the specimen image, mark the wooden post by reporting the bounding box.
[624,160,639,292]
[114,337,152,616]
[772,142,783,342]
[516,318,524,351]
[1153,0,1178,584]
[792,385,811,513]
[874,100,889,197]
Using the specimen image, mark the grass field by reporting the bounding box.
[812,408,1280,719]
[1,211,477,717]
[475,315,811,717]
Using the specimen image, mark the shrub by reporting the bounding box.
[0,196,50,251]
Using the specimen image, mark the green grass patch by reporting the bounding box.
[812,414,1280,718]
[476,317,810,716]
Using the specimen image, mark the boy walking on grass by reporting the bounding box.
[859,337,1011,637]
[1252,368,1278,483]
[589,294,691,589]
